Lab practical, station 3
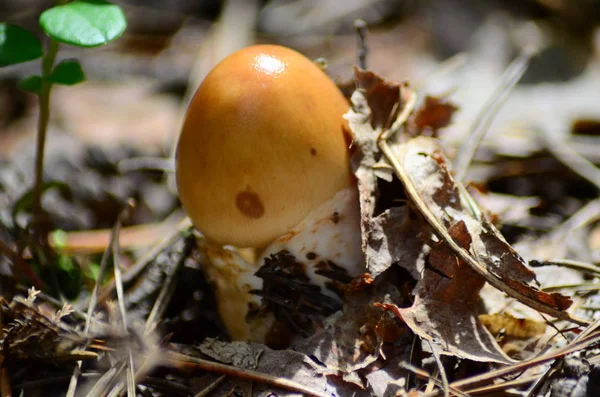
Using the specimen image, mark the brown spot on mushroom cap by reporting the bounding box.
[310,147,317,156]
[236,189,265,219]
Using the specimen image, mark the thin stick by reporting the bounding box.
[165,350,330,397]
[421,330,600,397]
[32,38,59,234]
[398,362,469,397]
[354,19,368,70]
[66,203,133,397]
[428,341,449,397]
[540,127,600,190]
[110,200,136,397]
[530,259,600,278]
[97,216,191,302]
[453,48,536,182]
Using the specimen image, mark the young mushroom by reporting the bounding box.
[176,44,364,342]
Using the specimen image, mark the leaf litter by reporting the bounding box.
[4,17,600,397]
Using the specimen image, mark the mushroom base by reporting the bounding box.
[197,187,364,344]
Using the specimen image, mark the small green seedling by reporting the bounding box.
[0,2,126,226]
[0,0,127,290]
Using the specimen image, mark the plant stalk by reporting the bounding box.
[32,38,59,232]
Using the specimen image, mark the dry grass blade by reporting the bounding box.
[144,238,188,333]
[111,201,136,397]
[530,259,600,278]
[465,376,537,395]
[165,350,330,397]
[453,47,536,182]
[51,221,178,255]
[86,360,127,397]
[354,19,368,70]
[428,340,449,397]
[193,374,226,397]
[66,201,135,397]
[540,127,600,190]
[113,200,134,332]
[378,88,589,326]
[398,362,470,397]
[421,330,600,397]
[97,217,192,302]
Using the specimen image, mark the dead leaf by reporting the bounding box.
[344,69,423,278]
[344,68,574,364]
[409,95,458,136]
[293,284,408,388]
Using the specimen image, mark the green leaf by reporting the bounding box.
[18,75,43,93]
[0,23,42,66]
[49,59,85,85]
[39,0,127,48]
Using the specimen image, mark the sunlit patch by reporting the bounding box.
[253,54,285,76]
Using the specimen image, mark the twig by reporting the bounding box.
[421,330,600,397]
[453,47,536,182]
[66,202,134,397]
[354,19,368,70]
[97,216,191,302]
[110,200,136,397]
[557,197,600,234]
[194,375,226,397]
[465,375,536,395]
[398,362,469,397]
[144,235,192,334]
[539,127,600,190]
[530,259,600,277]
[428,341,449,397]
[85,360,127,397]
[165,350,330,397]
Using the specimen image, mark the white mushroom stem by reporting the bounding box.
[198,186,364,342]
[259,187,363,297]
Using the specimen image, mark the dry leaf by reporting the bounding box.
[409,95,458,137]
[345,69,572,364]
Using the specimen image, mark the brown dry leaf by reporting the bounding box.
[346,69,423,278]
[293,285,408,389]
[345,69,573,364]
[392,136,573,313]
[409,95,458,137]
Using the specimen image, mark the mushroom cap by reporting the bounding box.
[176,45,352,248]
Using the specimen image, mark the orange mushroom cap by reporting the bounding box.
[176,45,352,248]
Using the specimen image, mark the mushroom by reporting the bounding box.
[176,44,353,249]
[176,45,364,342]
